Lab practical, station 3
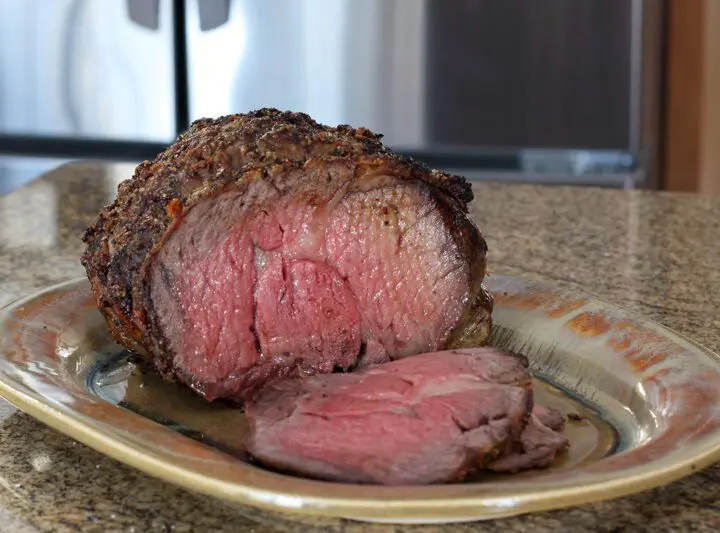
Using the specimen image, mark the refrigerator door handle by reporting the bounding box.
[198,0,231,31]
[126,0,160,30]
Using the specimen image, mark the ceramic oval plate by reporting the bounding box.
[1,275,720,524]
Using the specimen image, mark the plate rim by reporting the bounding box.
[1,276,720,522]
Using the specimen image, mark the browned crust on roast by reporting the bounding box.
[81,108,488,383]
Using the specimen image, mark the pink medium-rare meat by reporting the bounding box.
[81,109,493,403]
[487,405,570,473]
[532,404,566,432]
[245,348,533,485]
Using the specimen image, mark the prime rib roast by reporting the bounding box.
[246,348,569,485]
[487,404,569,474]
[82,108,569,484]
[82,108,493,403]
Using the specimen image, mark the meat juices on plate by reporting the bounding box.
[82,109,493,403]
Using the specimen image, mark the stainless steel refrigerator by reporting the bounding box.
[0,0,665,194]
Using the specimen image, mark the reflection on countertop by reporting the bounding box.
[0,156,72,196]
[0,161,720,532]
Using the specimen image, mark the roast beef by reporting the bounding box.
[532,404,567,432]
[246,348,533,485]
[82,109,492,402]
[487,405,570,473]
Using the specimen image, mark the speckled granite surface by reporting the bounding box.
[0,161,719,532]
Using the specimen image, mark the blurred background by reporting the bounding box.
[0,0,715,195]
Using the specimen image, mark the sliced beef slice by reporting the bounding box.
[82,109,492,403]
[533,404,567,432]
[487,405,570,473]
[245,348,533,485]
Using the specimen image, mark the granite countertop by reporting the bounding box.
[0,161,719,532]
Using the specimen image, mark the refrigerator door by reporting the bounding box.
[185,0,426,148]
[184,0,660,188]
[0,0,175,143]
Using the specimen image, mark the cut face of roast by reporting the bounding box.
[150,177,479,401]
[245,348,533,485]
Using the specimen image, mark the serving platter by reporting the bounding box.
[0,275,719,524]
